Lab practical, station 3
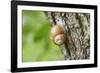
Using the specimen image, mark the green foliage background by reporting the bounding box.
[22,10,62,62]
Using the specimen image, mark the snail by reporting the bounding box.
[50,25,65,45]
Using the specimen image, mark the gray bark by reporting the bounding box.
[46,12,90,60]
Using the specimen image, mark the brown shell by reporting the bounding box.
[50,25,64,42]
[54,34,65,45]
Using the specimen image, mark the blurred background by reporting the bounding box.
[22,10,62,62]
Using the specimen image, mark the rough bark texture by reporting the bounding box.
[46,12,90,60]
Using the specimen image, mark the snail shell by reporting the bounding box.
[50,25,65,45]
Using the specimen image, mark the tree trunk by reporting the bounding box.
[46,12,90,60]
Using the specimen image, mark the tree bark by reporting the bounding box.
[46,12,90,60]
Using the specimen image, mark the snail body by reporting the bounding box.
[50,25,65,45]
